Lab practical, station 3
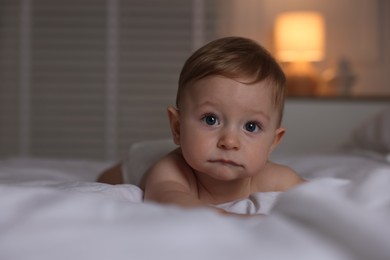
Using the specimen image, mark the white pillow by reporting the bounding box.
[351,107,390,154]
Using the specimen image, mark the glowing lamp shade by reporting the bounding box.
[275,12,325,62]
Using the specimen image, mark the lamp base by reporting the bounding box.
[284,62,320,96]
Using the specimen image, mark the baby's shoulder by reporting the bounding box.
[140,148,195,188]
[255,162,305,192]
[154,148,192,174]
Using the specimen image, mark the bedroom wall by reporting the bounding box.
[217,0,390,97]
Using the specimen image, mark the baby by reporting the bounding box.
[98,36,305,215]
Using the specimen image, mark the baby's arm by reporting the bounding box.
[97,163,124,184]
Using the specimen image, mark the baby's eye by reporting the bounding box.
[202,115,218,126]
[244,122,261,133]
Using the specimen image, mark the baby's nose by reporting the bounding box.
[217,130,240,150]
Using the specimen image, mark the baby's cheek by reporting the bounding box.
[182,149,202,170]
[247,150,268,169]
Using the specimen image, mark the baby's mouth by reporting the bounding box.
[208,159,243,168]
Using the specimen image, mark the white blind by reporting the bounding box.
[0,0,217,160]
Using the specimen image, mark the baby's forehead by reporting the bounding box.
[188,75,275,97]
[187,76,274,104]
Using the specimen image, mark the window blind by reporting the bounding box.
[0,0,217,160]
[0,0,20,157]
[30,0,107,159]
[117,0,192,155]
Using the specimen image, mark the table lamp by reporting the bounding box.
[274,11,325,96]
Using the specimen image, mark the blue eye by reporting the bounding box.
[245,122,260,132]
[203,115,218,126]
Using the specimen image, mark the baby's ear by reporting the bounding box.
[167,106,181,145]
[269,127,285,155]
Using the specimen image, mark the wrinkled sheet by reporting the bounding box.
[0,153,390,260]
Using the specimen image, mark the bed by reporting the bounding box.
[1,107,389,260]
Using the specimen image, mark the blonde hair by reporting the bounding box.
[177,36,286,126]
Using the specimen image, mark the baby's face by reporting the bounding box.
[177,75,284,180]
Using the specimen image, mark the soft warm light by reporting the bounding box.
[275,12,325,62]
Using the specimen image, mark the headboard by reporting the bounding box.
[276,98,389,154]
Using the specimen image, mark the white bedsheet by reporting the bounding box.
[1,153,390,260]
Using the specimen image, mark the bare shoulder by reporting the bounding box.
[255,161,306,192]
[140,148,196,192]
